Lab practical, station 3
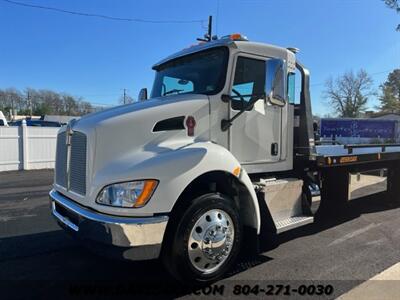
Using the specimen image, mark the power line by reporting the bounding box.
[370,69,396,76]
[296,69,396,90]
[1,0,206,24]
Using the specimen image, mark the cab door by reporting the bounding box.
[229,54,284,164]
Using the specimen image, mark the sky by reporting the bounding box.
[0,0,399,116]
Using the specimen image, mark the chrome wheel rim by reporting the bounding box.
[188,209,235,274]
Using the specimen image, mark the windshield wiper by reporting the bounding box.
[163,89,183,96]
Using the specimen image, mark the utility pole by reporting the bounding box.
[27,91,32,117]
[123,88,126,105]
[11,97,14,120]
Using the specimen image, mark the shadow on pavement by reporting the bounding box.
[277,192,400,246]
[0,228,272,299]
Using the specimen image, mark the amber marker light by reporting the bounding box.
[134,180,159,208]
[229,33,248,41]
[233,167,241,177]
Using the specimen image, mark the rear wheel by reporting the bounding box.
[162,193,242,284]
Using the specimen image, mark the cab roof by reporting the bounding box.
[152,37,295,70]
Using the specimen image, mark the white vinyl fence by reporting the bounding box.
[0,124,59,172]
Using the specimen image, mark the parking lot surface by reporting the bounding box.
[1,170,400,299]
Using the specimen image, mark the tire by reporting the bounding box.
[162,193,242,285]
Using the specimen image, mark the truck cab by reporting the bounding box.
[50,34,395,284]
[149,35,299,172]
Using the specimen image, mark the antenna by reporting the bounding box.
[197,15,213,42]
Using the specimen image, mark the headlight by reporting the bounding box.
[96,180,158,208]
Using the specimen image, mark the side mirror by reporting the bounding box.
[266,58,286,107]
[138,88,148,101]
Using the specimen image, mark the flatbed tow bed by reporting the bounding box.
[291,60,400,217]
[314,144,400,167]
[293,143,400,219]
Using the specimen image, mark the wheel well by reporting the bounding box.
[169,170,258,230]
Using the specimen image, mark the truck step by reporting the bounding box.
[275,216,314,234]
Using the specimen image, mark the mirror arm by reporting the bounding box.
[221,94,265,131]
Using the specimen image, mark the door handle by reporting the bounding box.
[271,143,279,156]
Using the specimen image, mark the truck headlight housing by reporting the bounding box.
[96,180,158,208]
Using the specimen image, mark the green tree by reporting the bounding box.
[379,69,400,112]
[33,102,52,116]
[324,70,374,118]
[383,0,400,31]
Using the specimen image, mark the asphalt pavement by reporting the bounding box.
[1,170,400,299]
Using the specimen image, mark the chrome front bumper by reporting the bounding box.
[49,189,169,260]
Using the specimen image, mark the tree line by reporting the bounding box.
[324,69,400,118]
[0,88,94,117]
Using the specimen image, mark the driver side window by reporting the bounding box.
[231,57,266,111]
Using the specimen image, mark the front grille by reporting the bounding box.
[55,131,67,187]
[70,132,87,195]
[55,130,87,195]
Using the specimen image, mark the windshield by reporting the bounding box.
[151,47,228,98]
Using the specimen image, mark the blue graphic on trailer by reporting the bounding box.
[321,119,396,139]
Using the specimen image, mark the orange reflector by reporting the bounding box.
[134,180,158,208]
[233,167,241,177]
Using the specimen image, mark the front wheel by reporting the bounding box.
[162,193,242,284]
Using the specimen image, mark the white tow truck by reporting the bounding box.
[50,33,400,284]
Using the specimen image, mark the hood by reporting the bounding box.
[70,94,211,190]
[75,94,207,129]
